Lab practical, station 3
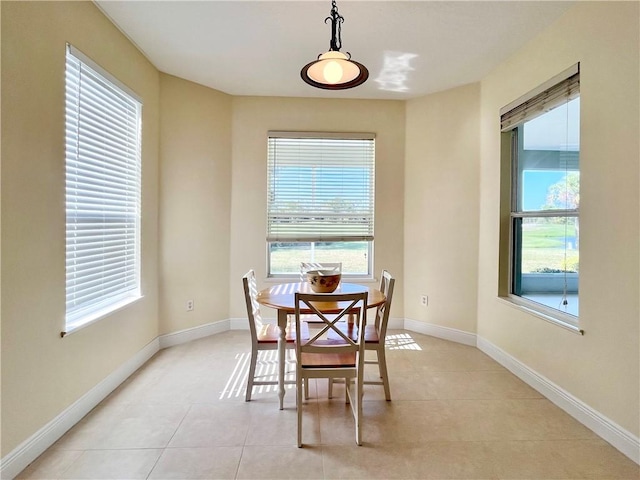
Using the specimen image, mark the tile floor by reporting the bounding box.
[17,330,639,479]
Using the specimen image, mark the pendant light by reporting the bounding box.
[300,0,369,90]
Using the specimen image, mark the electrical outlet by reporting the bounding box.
[420,295,428,307]
[187,300,194,311]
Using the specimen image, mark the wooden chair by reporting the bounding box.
[242,269,309,402]
[294,291,367,447]
[329,270,396,401]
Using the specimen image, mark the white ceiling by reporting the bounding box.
[94,1,573,100]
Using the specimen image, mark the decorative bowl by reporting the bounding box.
[306,270,342,293]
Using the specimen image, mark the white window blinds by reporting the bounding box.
[267,132,375,242]
[64,45,142,333]
[500,63,580,131]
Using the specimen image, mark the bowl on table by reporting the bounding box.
[306,270,342,293]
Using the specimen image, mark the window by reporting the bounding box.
[267,132,375,277]
[500,64,580,329]
[64,45,142,335]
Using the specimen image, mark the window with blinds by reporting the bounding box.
[267,132,375,276]
[64,44,142,335]
[499,63,581,332]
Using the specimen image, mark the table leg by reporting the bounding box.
[277,309,288,410]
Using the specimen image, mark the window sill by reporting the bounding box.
[497,295,584,335]
[61,295,143,338]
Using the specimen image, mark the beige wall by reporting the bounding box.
[228,97,405,320]
[1,1,160,456]
[159,74,232,335]
[404,83,480,332]
[477,1,639,436]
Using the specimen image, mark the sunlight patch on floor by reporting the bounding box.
[220,350,296,399]
[386,332,422,351]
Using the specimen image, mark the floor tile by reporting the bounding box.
[321,443,418,479]
[556,439,640,479]
[236,445,324,479]
[148,446,243,479]
[401,441,500,479]
[16,449,84,479]
[52,403,129,450]
[168,403,252,447]
[58,449,162,479]
[98,403,190,449]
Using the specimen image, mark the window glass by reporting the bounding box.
[269,241,370,276]
[511,96,580,320]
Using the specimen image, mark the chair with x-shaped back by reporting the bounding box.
[242,269,308,402]
[294,291,368,447]
[328,270,395,401]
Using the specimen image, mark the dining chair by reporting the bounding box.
[242,269,309,402]
[294,291,367,447]
[328,270,396,401]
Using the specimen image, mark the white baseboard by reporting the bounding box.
[1,338,160,480]
[403,318,477,346]
[477,336,640,465]
[158,319,230,349]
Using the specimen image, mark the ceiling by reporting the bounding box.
[94,1,574,100]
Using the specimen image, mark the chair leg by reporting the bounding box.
[328,379,333,399]
[245,349,258,402]
[297,373,303,447]
[344,378,350,404]
[378,348,391,401]
[355,371,363,446]
[304,377,309,400]
[344,376,362,446]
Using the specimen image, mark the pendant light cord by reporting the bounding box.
[561,97,570,308]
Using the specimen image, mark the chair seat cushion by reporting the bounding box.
[257,321,309,343]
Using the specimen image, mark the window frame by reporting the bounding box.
[499,64,582,333]
[266,131,375,279]
[63,44,143,336]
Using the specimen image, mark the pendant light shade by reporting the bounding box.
[301,1,369,90]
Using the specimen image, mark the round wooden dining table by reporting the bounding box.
[257,281,386,409]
